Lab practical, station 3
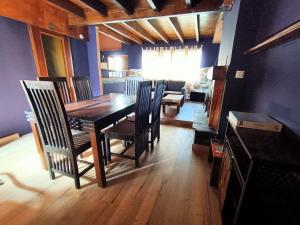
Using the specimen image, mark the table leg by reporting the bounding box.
[30,122,47,170]
[90,130,106,187]
[177,104,180,113]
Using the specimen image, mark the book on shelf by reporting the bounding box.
[228,111,282,132]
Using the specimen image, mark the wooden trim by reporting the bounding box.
[98,25,131,44]
[96,26,104,95]
[245,20,300,55]
[145,19,169,44]
[80,0,108,16]
[122,21,156,44]
[0,133,20,147]
[47,0,86,18]
[213,13,223,44]
[195,15,201,42]
[28,25,42,76]
[168,17,184,44]
[104,24,143,45]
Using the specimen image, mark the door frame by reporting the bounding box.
[28,25,75,100]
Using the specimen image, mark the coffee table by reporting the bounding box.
[162,94,184,114]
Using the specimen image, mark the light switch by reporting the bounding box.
[235,70,245,79]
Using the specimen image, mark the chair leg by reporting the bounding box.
[150,130,154,150]
[74,176,80,189]
[73,157,80,189]
[158,126,160,141]
[49,169,55,180]
[105,135,111,162]
[135,158,140,168]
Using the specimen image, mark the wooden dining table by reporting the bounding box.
[29,93,136,188]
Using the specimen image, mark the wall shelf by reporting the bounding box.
[245,20,300,55]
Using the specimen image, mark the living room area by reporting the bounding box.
[98,13,221,130]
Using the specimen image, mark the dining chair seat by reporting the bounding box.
[73,132,91,154]
[105,120,135,141]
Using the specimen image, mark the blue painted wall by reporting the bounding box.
[87,26,101,96]
[217,0,262,137]
[217,0,300,139]
[0,16,37,137]
[70,38,90,77]
[243,0,300,138]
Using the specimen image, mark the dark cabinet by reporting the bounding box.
[221,120,300,225]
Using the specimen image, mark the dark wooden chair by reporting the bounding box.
[21,80,104,189]
[125,76,144,96]
[38,77,71,104]
[72,76,93,101]
[105,81,152,168]
[149,80,164,149]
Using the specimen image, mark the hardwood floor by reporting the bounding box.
[0,125,222,225]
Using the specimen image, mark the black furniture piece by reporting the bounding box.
[21,80,98,189]
[190,90,206,102]
[38,77,71,104]
[105,81,152,168]
[72,76,93,101]
[149,80,164,149]
[221,120,300,225]
[163,80,186,97]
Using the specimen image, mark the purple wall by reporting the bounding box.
[217,0,262,137]
[0,16,37,137]
[70,38,90,77]
[87,26,101,96]
[243,0,300,138]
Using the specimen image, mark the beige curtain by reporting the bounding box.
[142,46,202,81]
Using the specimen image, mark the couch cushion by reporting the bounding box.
[165,80,185,91]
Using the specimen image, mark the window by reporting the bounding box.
[107,55,128,78]
[142,46,202,81]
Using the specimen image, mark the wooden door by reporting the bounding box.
[28,25,75,99]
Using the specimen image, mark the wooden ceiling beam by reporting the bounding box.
[195,14,200,42]
[168,17,184,44]
[185,0,201,8]
[69,0,223,25]
[104,24,144,45]
[47,0,85,18]
[79,0,107,16]
[145,19,169,44]
[112,0,134,15]
[122,21,156,44]
[213,13,224,44]
[98,25,130,44]
[146,0,164,12]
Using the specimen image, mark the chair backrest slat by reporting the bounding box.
[125,76,144,96]
[135,81,152,135]
[21,80,73,152]
[38,77,71,104]
[152,80,164,123]
[72,76,93,101]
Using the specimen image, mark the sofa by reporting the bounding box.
[163,80,186,97]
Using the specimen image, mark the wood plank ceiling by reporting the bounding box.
[47,0,232,45]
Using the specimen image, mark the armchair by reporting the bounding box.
[163,80,186,97]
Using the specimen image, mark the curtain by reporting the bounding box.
[142,46,202,81]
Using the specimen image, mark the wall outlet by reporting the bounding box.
[235,70,245,79]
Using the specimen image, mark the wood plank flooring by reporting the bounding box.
[0,125,222,225]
